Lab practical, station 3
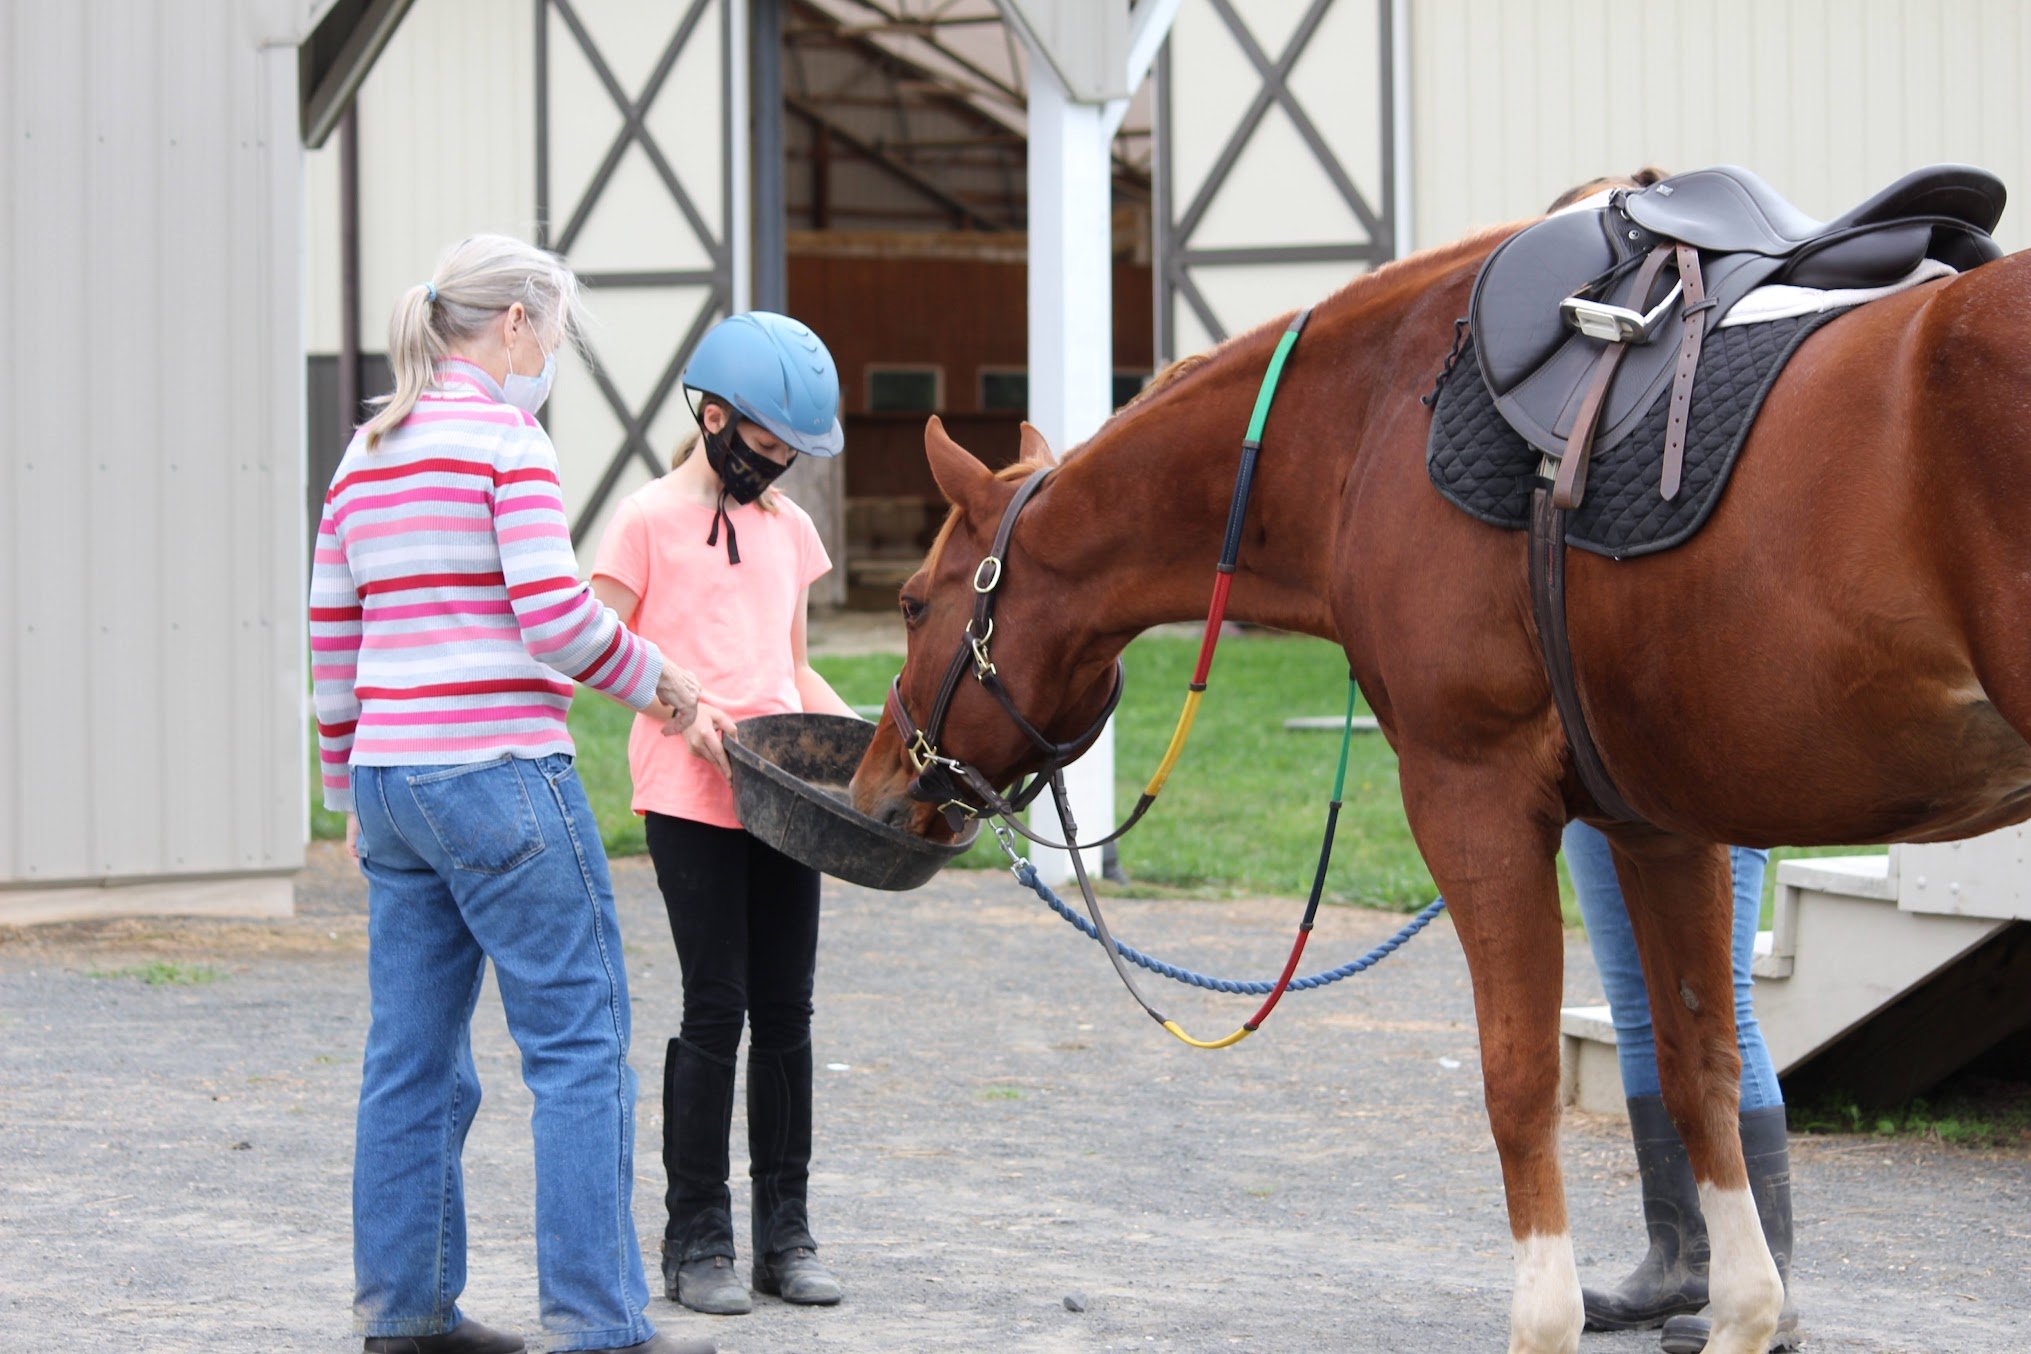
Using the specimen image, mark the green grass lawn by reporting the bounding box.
[310,630,1880,922]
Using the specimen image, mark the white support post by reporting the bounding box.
[1017,48,1119,886]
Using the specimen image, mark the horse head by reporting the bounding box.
[850,415,1124,840]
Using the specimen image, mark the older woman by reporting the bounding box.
[311,234,713,1354]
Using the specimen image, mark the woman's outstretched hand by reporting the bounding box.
[682,703,742,781]
[656,664,703,732]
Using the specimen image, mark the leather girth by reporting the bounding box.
[1529,485,1644,823]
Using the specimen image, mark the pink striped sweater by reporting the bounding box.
[311,359,664,813]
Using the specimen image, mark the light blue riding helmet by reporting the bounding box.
[681,311,845,458]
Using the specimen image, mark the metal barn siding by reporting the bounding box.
[2,1,315,920]
[1408,0,2031,253]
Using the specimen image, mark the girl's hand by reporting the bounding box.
[684,703,741,781]
[345,814,360,861]
[656,664,703,732]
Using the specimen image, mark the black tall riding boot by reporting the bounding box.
[747,1039,842,1305]
[1659,1105,1801,1353]
[659,1038,750,1315]
[1583,1095,1710,1330]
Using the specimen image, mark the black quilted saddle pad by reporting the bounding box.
[1425,308,1850,558]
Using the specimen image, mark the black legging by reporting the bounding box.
[644,812,822,1258]
[644,813,820,1059]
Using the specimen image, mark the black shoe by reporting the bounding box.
[753,1246,844,1306]
[674,1253,753,1316]
[579,1336,717,1354]
[363,1318,525,1353]
[1583,1096,1711,1330]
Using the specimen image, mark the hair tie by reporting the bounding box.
[422,282,437,303]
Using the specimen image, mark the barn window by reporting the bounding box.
[867,365,944,412]
[979,368,1027,412]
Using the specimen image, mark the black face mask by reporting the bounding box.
[697,410,793,565]
[703,420,791,505]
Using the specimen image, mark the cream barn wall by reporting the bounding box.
[1,0,331,921]
[305,1,747,565]
[1407,0,2031,253]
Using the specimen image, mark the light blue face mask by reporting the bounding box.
[503,346,556,415]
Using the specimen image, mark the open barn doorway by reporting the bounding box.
[763,1,1156,609]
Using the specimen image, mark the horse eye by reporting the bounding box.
[899,594,926,626]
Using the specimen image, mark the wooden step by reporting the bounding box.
[1897,825,2031,921]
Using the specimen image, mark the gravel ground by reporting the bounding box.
[2,843,2025,1353]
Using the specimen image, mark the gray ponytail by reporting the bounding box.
[360,233,586,449]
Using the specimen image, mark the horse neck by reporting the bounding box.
[1028,291,1428,651]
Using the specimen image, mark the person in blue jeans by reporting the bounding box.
[314,234,714,1354]
[1565,822,1800,1352]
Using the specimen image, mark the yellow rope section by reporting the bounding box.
[1161,1019,1254,1050]
[1141,688,1205,798]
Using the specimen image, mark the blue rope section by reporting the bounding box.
[1009,858,1447,995]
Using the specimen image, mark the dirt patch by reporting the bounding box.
[1,842,2024,1351]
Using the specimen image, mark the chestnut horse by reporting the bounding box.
[850,228,2031,1353]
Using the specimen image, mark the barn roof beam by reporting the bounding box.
[298,0,415,148]
[789,0,1152,194]
[785,94,1013,231]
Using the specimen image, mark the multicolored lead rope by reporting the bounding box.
[1140,307,1312,807]
[998,306,1444,1049]
[1002,674,1446,1049]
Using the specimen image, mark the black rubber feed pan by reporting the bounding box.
[726,713,979,891]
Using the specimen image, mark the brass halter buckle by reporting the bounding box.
[968,618,997,679]
[905,728,940,774]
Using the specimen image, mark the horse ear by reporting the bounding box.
[1017,422,1057,467]
[925,415,1002,519]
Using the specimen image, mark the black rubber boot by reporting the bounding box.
[1658,1105,1801,1352]
[1583,1095,1711,1331]
[747,1040,841,1305]
[661,1039,750,1315]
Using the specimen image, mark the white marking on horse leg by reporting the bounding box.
[1507,1231,1581,1354]
[1699,1183,1783,1354]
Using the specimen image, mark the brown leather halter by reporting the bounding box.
[883,466,1126,837]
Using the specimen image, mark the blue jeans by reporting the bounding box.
[1563,821,1783,1112]
[350,755,655,1350]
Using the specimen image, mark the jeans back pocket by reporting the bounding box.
[406,758,547,874]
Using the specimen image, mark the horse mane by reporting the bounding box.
[912,224,1525,577]
[1089,224,1521,443]
[1120,351,1213,413]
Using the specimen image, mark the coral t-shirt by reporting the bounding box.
[591,474,832,828]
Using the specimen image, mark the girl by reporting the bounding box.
[591,311,856,1317]
[312,234,713,1354]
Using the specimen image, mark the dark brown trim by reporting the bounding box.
[299,0,415,148]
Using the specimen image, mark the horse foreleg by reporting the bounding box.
[1601,826,1783,1354]
[1402,760,1578,1354]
